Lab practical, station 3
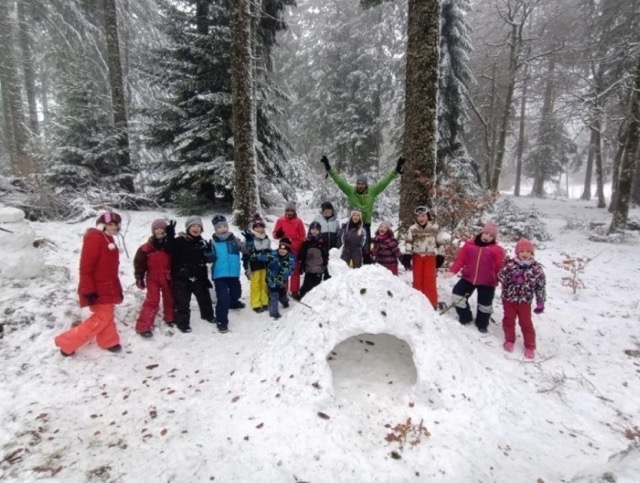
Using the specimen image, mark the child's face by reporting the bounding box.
[104,222,120,236]
[154,228,166,238]
[416,212,429,225]
[188,225,203,237]
[216,224,229,234]
[285,209,295,219]
[517,249,533,260]
[253,225,265,234]
[480,232,494,243]
[378,224,388,234]
[278,246,289,255]
[323,208,333,217]
[351,212,361,222]
[310,227,320,236]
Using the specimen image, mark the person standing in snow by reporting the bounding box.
[272,201,306,299]
[312,201,341,280]
[209,214,245,334]
[320,155,405,264]
[497,238,546,359]
[401,206,445,308]
[250,237,296,319]
[133,219,174,338]
[166,217,215,333]
[297,221,329,299]
[340,208,367,269]
[446,222,505,333]
[371,220,402,275]
[241,214,271,313]
[55,212,124,356]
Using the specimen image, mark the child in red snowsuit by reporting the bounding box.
[133,219,175,337]
[497,238,546,359]
[272,201,306,298]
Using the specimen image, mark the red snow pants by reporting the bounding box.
[412,254,438,308]
[502,300,536,350]
[135,277,174,333]
[55,304,120,354]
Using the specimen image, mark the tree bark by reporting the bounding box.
[514,64,529,197]
[0,0,33,175]
[230,0,259,227]
[17,0,39,136]
[608,121,627,213]
[400,0,440,234]
[581,129,595,201]
[593,117,606,208]
[104,0,132,190]
[609,56,640,233]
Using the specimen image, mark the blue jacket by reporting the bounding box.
[251,249,296,289]
[210,233,242,279]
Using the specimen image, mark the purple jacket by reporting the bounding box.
[372,231,401,267]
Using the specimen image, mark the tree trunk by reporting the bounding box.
[593,118,607,208]
[230,0,258,227]
[531,56,556,198]
[0,0,33,175]
[608,121,627,213]
[514,64,529,197]
[490,22,522,191]
[581,129,595,201]
[400,0,440,235]
[104,0,132,190]
[17,0,39,136]
[609,56,640,233]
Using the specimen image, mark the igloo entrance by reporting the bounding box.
[327,333,417,398]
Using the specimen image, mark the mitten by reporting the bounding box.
[395,156,406,174]
[320,155,331,172]
[166,220,176,238]
[84,293,99,306]
[401,253,412,270]
[136,277,146,290]
[275,228,285,239]
[242,229,254,242]
[533,301,544,314]
[436,254,445,269]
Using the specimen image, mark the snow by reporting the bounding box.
[1,196,640,482]
[0,206,44,279]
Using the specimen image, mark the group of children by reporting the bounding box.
[54,204,546,361]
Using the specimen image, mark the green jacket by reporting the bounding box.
[328,168,399,225]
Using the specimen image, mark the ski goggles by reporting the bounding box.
[414,206,432,215]
[102,212,122,224]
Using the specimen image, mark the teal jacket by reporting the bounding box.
[328,168,398,224]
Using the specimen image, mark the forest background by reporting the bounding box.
[0,0,639,237]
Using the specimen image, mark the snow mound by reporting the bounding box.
[0,206,43,279]
[237,264,486,408]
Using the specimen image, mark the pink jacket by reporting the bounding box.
[449,236,504,287]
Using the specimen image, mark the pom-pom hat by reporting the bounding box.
[515,238,535,255]
[251,214,265,228]
[151,219,167,233]
[482,222,499,238]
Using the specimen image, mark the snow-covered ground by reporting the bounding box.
[1,195,639,482]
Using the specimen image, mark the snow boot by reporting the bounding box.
[524,348,535,359]
[503,342,514,352]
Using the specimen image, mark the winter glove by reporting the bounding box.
[395,156,406,175]
[436,254,445,269]
[242,229,254,242]
[84,293,99,306]
[533,301,544,314]
[275,228,285,239]
[166,220,176,239]
[320,155,331,172]
[401,253,412,271]
[135,277,146,290]
[200,240,213,252]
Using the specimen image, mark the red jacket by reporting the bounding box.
[272,216,306,254]
[77,228,123,307]
[449,235,504,287]
[133,237,172,283]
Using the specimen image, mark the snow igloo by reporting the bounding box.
[241,263,466,408]
[0,206,43,279]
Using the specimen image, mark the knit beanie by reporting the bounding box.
[482,222,499,238]
[378,220,393,230]
[278,237,292,251]
[251,214,266,228]
[356,174,368,184]
[350,207,363,217]
[185,216,203,231]
[285,201,297,212]
[211,214,228,231]
[308,221,321,233]
[151,219,167,233]
[320,201,334,212]
[515,238,535,255]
